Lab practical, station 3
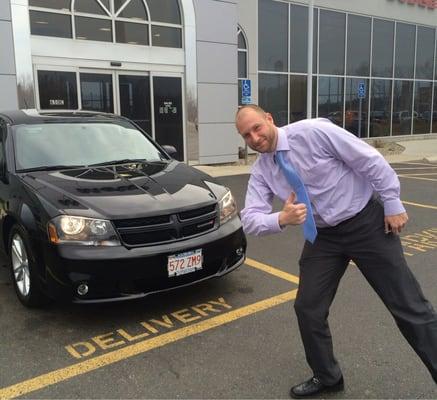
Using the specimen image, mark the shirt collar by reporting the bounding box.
[275,127,290,152]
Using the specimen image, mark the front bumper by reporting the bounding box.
[42,217,246,303]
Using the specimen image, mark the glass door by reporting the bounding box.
[80,72,114,113]
[118,74,151,134]
[153,76,184,161]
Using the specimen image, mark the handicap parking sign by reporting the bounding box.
[358,82,366,99]
[241,79,251,104]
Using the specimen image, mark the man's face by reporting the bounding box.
[236,109,278,153]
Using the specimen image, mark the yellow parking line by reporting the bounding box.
[398,175,437,182]
[0,289,297,399]
[403,200,437,210]
[245,257,300,284]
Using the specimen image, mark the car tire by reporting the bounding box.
[9,224,49,307]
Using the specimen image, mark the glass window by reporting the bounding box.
[289,75,307,123]
[435,40,437,80]
[29,0,70,10]
[151,26,182,48]
[318,76,344,126]
[313,8,318,73]
[347,15,371,76]
[37,70,78,110]
[100,0,110,11]
[30,10,72,38]
[290,4,308,73]
[319,10,345,75]
[312,76,317,118]
[238,29,246,49]
[369,79,391,137]
[238,28,248,80]
[259,0,288,72]
[345,78,369,138]
[392,80,413,135]
[415,26,435,80]
[238,52,247,79]
[413,81,432,134]
[116,21,148,45]
[433,84,437,132]
[74,0,106,15]
[372,19,394,78]
[75,17,112,42]
[114,0,128,13]
[395,23,415,79]
[80,73,114,113]
[118,0,148,20]
[259,73,288,127]
[147,0,181,24]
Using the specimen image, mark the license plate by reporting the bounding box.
[167,249,203,277]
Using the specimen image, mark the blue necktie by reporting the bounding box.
[276,151,318,243]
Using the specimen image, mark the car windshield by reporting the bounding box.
[13,121,166,171]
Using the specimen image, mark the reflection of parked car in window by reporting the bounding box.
[0,110,246,307]
[393,110,418,123]
[423,111,437,122]
[326,111,343,126]
[370,110,389,122]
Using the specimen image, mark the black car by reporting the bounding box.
[0,110,246,307]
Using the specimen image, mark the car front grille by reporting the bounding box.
[113,203,219,247]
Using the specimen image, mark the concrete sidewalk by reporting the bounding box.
[194,136,437,177]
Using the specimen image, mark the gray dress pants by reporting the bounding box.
[295,198,437,385]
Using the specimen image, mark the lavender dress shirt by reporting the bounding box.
[241,118,405,236]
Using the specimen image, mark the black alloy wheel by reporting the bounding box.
[9,224,49,307]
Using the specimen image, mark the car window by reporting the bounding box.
[12,121,165,170]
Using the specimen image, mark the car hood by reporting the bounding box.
[20,161,222,220]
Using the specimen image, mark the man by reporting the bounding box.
[236,104,437,398]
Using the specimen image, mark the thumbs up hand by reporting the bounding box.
[279,192,307,227]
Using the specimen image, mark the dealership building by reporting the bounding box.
[1,0,436,163]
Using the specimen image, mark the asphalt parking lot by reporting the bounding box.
[0,161,436,399]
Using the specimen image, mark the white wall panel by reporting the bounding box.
[197,42,237,84]
[195,0,237,44]
[0,0,11,20]
[0,21,16,74]
[0,75,18,109]
[198,122,239,163]
[198,83,238,123]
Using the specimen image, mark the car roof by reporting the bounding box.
[0,109,126,125]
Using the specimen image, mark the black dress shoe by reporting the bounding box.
[290,376,344,398]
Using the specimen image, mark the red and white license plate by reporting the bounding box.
[167,249,203,277]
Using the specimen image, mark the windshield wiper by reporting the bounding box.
[87,159,149,167]
[18,165,85,173]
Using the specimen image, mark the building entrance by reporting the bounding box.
[35,67,185,160]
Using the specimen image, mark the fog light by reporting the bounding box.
[77,283,89,296]
[236,247,244,256]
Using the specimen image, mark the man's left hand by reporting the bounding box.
[384,212,409,235]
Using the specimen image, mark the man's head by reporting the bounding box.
[235,105,278,153]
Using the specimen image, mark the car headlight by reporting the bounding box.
[47,216,120,246]
[219,190,237,224]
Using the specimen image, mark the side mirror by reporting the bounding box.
[162,145,177,158]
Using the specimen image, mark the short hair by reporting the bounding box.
[235,104,267,123]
